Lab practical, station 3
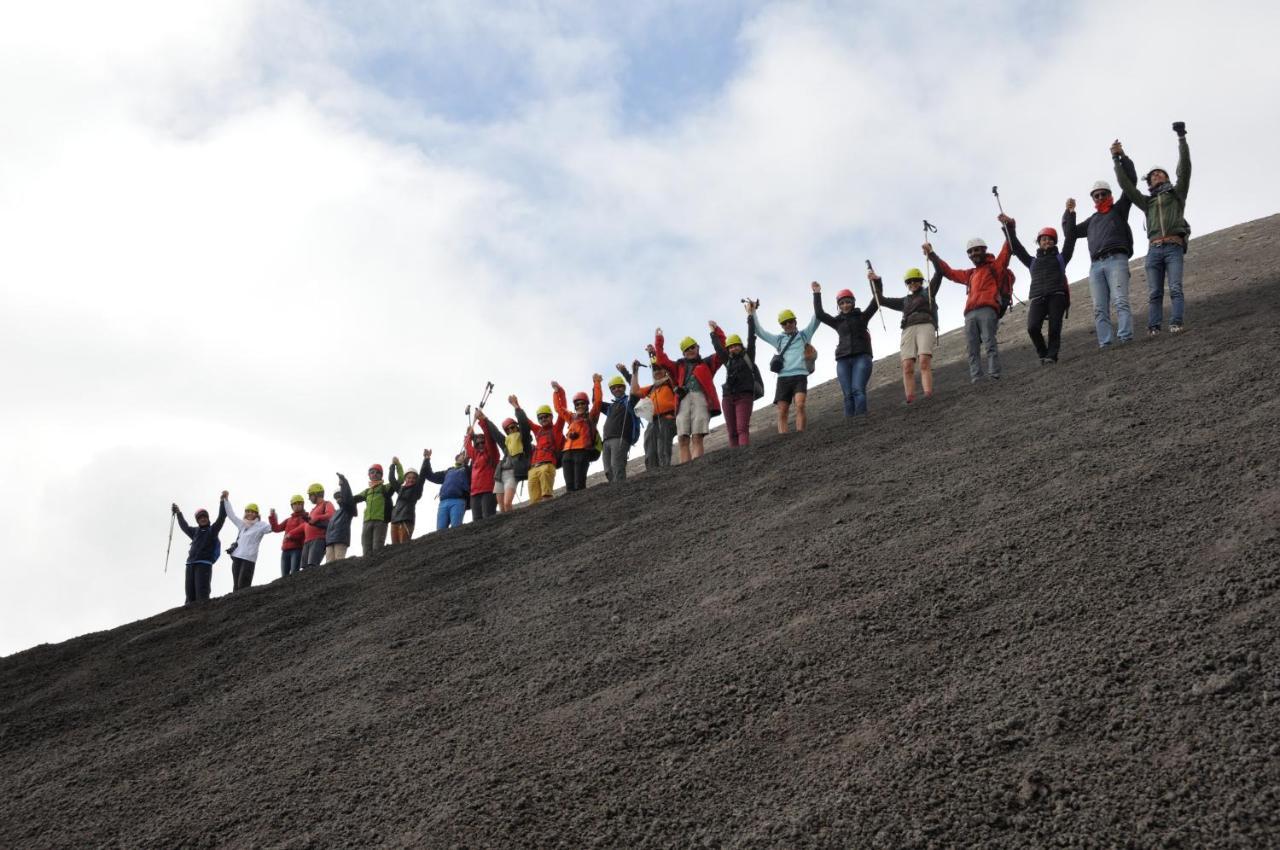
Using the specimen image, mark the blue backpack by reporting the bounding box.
[627,402,642,447]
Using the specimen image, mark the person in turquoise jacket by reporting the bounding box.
[749,292,820,434]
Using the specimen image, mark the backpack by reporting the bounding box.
[803,344,818,375]
[996,266,1017,318]
[586,419,602,462]
[626,403,642,446]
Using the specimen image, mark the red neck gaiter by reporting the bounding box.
[1095,197,1114,215]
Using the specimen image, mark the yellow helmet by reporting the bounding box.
[608,375,626,388]
[679,336,698,352]
[725,334,743,347]
[536,405,553,417]
[306,483,324,495]
[244,503,260,515]
[903,267,925,282]
[777,308,797,324]
[289,494,304,505]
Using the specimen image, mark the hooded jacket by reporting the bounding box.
[932,240,1013,315]
[424,458,471,502]
[326,475,357,547]
[465,418,502,494]
[177,503,227,566]
[654,328,726,416]
[814,291,878,359]
[223,498,273,563]
[1116,137,1191,242]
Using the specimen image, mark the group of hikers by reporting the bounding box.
[170,124,1192,605]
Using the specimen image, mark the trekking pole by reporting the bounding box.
[863,260,888,331]
[922,219,938,311]
[164,511,175,573]
[990,187,1026,307]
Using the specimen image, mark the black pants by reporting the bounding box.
[471,492,497,521]
[185,562,212,604]
[230,557,255,591]
[561,449,590,491]
[1027,293,1069,361]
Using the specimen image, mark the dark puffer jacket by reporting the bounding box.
[177,502,227,565]
[813,291,878,359]
[1007,220,1077,301]
[1070,155,1138,260]
[711,316,761,396]
[874,268,944,329]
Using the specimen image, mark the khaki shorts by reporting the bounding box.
[900,323,936,360]
[675,389,711,436]
[492,466,517,494]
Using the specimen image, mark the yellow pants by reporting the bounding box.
[528,463,557,502]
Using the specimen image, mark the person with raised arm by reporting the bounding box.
[599,363,641,482]
[1000,210,1078,364]
[352,462,395,555]
[325,473,357,562]
[466,409,503,519]
[269,496,308,576]
[651,324,725,461]
[222,492,272,590]
[1068,142,1139,347]
[300,484,333,567]
[925,227,1013,383]
[813,280,879,416]
[387,457,426,544]
[750,299,819,433]
[630,358,677,469]
[710,311,762,447]
[871,266,943,403]
[171,499,226,605]
[422,448,471,529]
[511,393,564,502]
[552,377,603,491]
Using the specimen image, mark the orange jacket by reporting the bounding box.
[637,381,677,417]
[933,240,1012,315]
[553,381,603,451]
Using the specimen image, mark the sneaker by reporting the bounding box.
[1170,323,1184,334]
[988,374,1001,381]
[1045,356,1058,364]
[1148,327,1161,337]
[1038,357,1047,366]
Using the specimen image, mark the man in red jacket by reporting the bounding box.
[512,394,564,503]
[466,409,503,521]
[269,496,308,577]
[650,324,725,463]
[926,224,1012,382]
[301,483,334,568]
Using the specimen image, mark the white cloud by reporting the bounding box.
[2,0,1277,655]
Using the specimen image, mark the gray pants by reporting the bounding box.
[361,520,387,556]
[602,437,629,482]
[644,416,675,470]
[300,539,325,568]
[964,307,1000,380]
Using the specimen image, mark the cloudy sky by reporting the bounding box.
[2,0,1276,656]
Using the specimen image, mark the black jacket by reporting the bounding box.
[389,461,428,525]
[326,475,357,546]
[601,365,637,440]
[509,408,535,480]
[875,269,943,329]
[1008,221,1077,301]
[711,316,761,396]
[177,502,226,565]
[814,291,877,359]
[1069,155,1137,260]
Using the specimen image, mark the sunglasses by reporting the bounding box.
[368,470,382,477]
[574,401,588,407]
[837,298,854,305]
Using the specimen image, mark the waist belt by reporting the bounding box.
[1150,235,1185,247]
[1094,247,1129,260]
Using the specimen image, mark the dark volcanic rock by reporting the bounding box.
[2,215,1280,848]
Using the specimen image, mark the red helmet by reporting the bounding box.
[573,391,589,404]
[368,463,383,475]
[835,288,854,301]
[1037,227,1059,242]
[502,417,517,430]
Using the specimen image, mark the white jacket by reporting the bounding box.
[223,498,274,563]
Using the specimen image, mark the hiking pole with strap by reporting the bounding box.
[164,510,175,573]
[922,219,938,311]
[863,260,889,331]
[990,187,1026,307]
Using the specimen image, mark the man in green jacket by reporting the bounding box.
[353,462,394,555]
[1114,122,1191,335]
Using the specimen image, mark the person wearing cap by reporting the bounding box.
[299,483,334,566]
[629,358,677,469]
[495,412,533,512]
[172,500,226,604]
[651,325,725,461]
[1000,212,1078,364]
[926,229,1012,382]
[749,300,820,433]
[553,377,603,491]
[814,280,879,416]
[710,309,762,447]
[600,364,640,481]
[1113,123,1192,335]
[383,458,424,544]
[352,463,395,556]
[1067,146,1139,347]
[269,496,308,576]
[509,394,563,503]
[325,473,357,562]
[465,409,504,519]
[222,492,273,590]
[423,448,472,529]
[871,266,943,403]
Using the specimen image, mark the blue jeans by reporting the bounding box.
[836,355,873,416]
[280,548,302,578]
[1145,243,1185,329]
[437,498,466,530]
[1088,253,1133,345]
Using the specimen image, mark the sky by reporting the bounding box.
[2,0,1277,656]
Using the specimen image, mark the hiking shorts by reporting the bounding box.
[675,390,710,436]
[492,466,517,494]
[774,375,808,404]
[900,324,935,360]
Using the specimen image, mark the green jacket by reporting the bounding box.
[1115,137,1190,241]
[353,481,394,523]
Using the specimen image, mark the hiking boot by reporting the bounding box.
[1170,323,1184,334]
[1148,327,1161,337]
[1045,356,1058,364]
[1038,357,1048,366]
[988,374,1001,381]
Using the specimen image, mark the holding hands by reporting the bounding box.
[1066,198,1076,212]
[810,281,821,294]
[1110,139,1124,157]
[508,394,519,407]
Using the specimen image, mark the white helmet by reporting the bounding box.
[966,237,987,251]
[1091,180,1111,193]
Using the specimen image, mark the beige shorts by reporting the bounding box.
[675,389,711,436]
[900,324,936,360]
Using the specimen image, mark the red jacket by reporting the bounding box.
[304,500,334,543]
[553,382,603,451]
[654,328,726,416]
[465,422,502,495]
[270,510,308,551]
[528,416,565,466]
[934,241,1013,315]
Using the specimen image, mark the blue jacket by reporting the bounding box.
[326,474,357,546]
[756,314,820,377]
[425,460,471,502]
[177,502,226,565]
